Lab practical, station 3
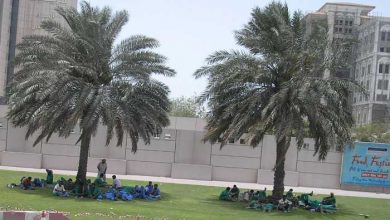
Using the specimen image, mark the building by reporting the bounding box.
[0,0,77,103]
[307,2,390,125]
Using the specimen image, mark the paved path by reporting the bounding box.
[1,165,389,199]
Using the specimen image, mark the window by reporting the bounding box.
[303,143,309,149]
[387,48,390,53]
[380,47,385,52]
[386,64,390,74]
[334,27,338,33]
[340,20,343,25]
[339,27,343,32]
[379,64,384,73]
[368,64,371,75]
[348,28,352,33]
[376,94,388,101]
[382,32,386,41]
[349,20,353,26]
[388,32,390,41]
[378,80,389,90]
[353,97,357,103]
[361,67,365,76]
[366,80,370,89]
[239,139,246,145]
[228,138,234,144]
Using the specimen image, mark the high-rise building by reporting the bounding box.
[307,2,390,125]
[0,0,77,103]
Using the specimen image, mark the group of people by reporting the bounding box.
[9,159,162,202]
[7,169,55,190]
[219,186,337,213]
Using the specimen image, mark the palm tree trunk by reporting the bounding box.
[76,131,91,183]
[272,137,288,200]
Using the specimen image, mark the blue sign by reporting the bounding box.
[341,142,390,187]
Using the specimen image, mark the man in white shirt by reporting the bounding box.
[112,175,122,189]
[53,182,69,197]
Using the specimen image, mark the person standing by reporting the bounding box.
[97,159,107,181]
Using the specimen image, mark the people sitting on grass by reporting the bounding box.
[322,192,336,207]
[319,193,337,213]
[94,173,106,187]
[112,175,122,189]
[88,182,102,199]
[134,185,147,199]
[219,187,231,201]
[148,184,161,200]
[299,191,313,206]
[252,188,267,202]
[278,195,292,212]
[53,181,69,197]
[243,189,254,201]
[230,185,240,200]
[21,177,33,190]
[145,181,153,195]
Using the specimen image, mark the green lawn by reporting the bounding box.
[0,170,388,220]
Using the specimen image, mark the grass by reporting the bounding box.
[0,170,389,220]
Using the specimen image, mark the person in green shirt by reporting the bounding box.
[299,191,313,206]
[88,183,102,199]
[285,189,293,200]
[46,169,53,185]
[94,173,106,187]
[219,187,231,201]
[322,192,336,206]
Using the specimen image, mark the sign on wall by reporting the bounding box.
[341,142,390,187]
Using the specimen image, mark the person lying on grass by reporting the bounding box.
[21,177,33,190]
[299,191,313,206]
[219,187,231,201]
[53,181,69,197]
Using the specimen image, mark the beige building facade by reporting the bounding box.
[0,0,77,102]
[307,3,390,125]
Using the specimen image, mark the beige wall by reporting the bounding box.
[0,109,352,190]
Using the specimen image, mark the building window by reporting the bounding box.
[353,97,357,103]
[348,28,352,33]
[239,139,246,145]
[387,48,390,53]
[334,27,338,33]
[366,80,370,89]
[368,64,371,75]
[379,64,383,73]
[339,27,342,32]
[376,94,388,101]
[339,20,343,25]
[361,67,365,76]
[386,64,390,74]
[380,47,385,52]
[388,32,390,41]
[228,138,234,144]
[349,20,353,26]
[382,32,386,41]
[378,80,389,90]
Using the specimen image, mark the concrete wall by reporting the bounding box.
[0,113,378,191]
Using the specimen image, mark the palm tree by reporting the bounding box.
[7,1,175,182]
[195,2,362,199]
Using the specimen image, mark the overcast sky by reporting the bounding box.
[89,0,390,98]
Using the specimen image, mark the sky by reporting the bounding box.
[89,0,390,98]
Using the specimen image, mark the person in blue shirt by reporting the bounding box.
[145,181,153,195]
[148,184,161,200]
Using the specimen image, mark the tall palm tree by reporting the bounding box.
[7,1,175,182]
[195,2,362,199]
